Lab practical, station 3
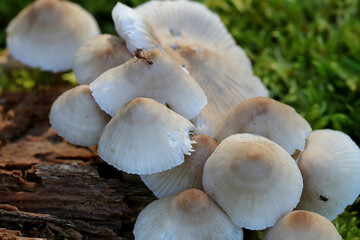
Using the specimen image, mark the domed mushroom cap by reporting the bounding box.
[90,49,207,119]
[98,97,195,175]
[296,129,360,220]
[141,134,218,198]
[6,0,100,72]
[112,1,269,136]
[49,85,110,146]
[134,189,243,240]
[263,210,341,240]
[216,97,312,154]
[203,134,303,230]
[73,34,132,85]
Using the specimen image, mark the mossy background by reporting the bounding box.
[0,0,359,239]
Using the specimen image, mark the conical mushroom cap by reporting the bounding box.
[49,85,110,146]
[90,49,207,119]
[296,129,360,220]
[263,210,341,240]
[203,134,303,230]
[112,1,268,135]
[73,34,132,85]
[6,0,100,72]
[216,97,312,154]
[141,134,218,198]
[97,97,195,174]
[134,189,243,240]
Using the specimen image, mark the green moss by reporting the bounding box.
[205,0,360,143]
[335,209,360,240]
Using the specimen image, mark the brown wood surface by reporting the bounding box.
[0,87,155,240]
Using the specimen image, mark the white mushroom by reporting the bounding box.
[296,129,360,220]
[6,0,100,72]
[134,189,244,240]
[203,133,303,230]
[73,34,133,85]
[49,85,110,146]
[112,2,160,53]
[216,97,312,155]
[263,210,341,240]
[97,97,195,175]
[90,49,207,120]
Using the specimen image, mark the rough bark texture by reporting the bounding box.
[0,88,155,240]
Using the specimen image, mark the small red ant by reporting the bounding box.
[134,48,153,66]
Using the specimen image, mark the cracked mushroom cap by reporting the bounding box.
[216,97,312,155]
[112,1,268,136]
[73,34,133,85]
[133,189,243,240]
[203,133,303,230]
[90,49,207,119]
[49,85,110,146]
[296,129,360,220]
[97,97,195,175]
[263,210,341,240]
[141,134,218,198]
[6,0,100,72]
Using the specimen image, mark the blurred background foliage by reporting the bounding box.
[1,0,360,239]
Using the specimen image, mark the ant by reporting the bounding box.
[134,48,153,66]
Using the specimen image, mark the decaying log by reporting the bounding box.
[0,88,156,239]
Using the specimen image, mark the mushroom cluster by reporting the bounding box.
[105,0,268,136]
[134,96,360,239]
[45,0,360,239]
[50,0,269,174]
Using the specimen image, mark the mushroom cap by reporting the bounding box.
[133,189,244,240]
[203,133,303,230]
[49,85,110,146]
[112,1,269,136]
[296,129,360,220]
[263,210,341,240]
[112,2,160,53]
[90,49,207,119]
[73,34,132,85]
[141,134,218,198]
[97,97,195,175]
[6,0,100,72]
[216,97,312,154]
